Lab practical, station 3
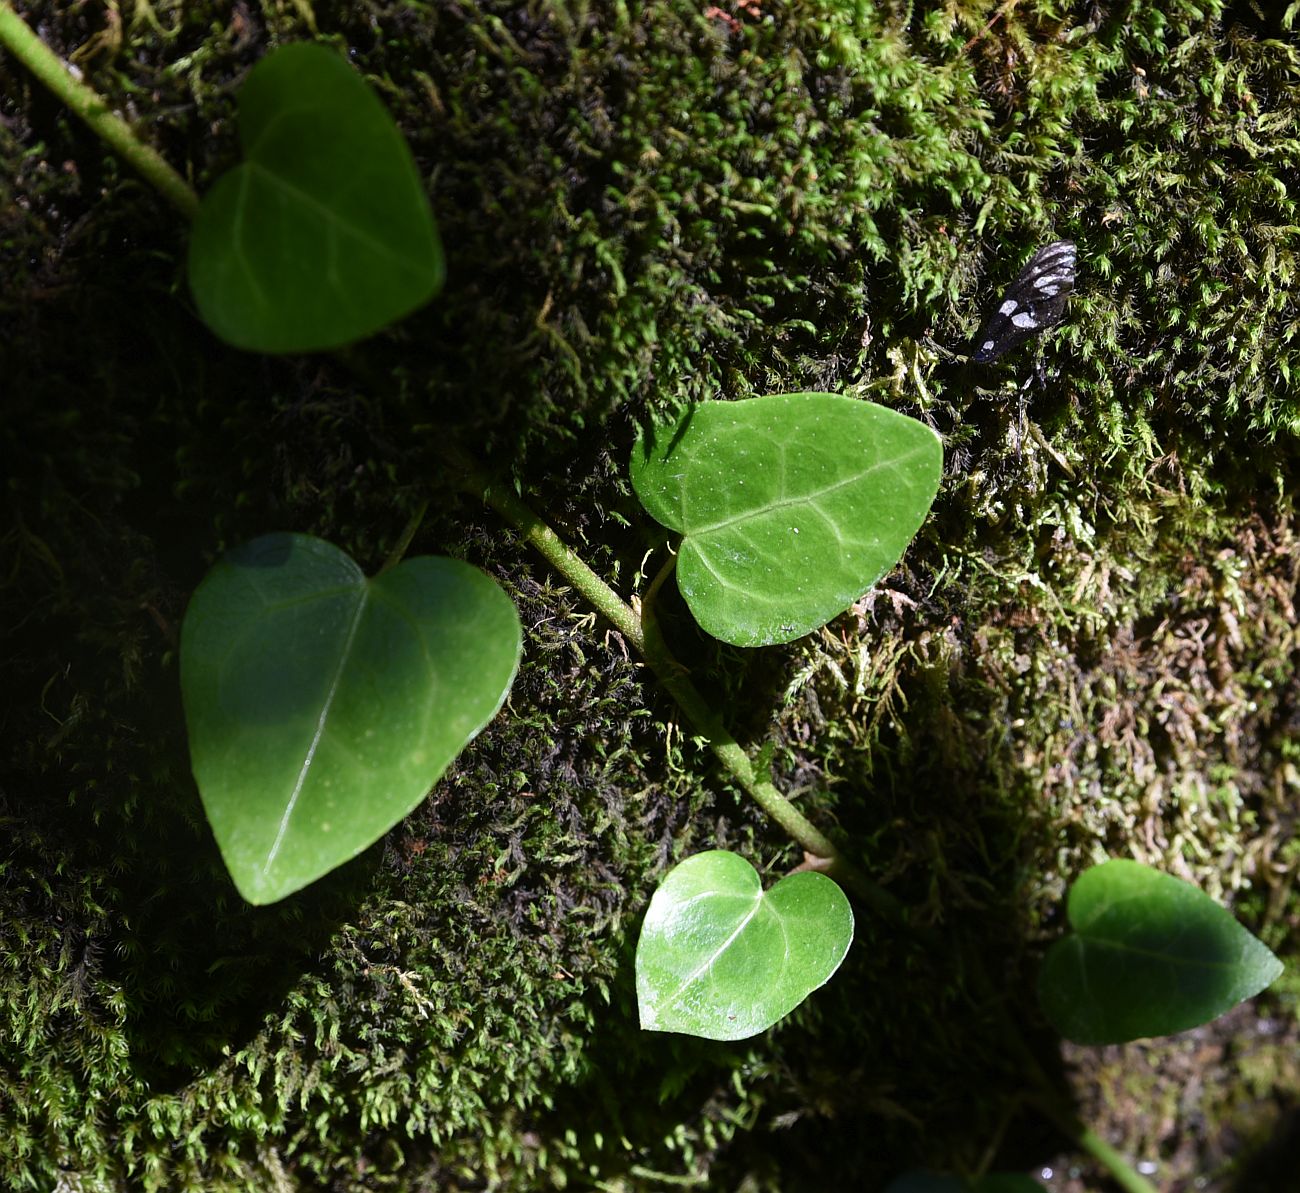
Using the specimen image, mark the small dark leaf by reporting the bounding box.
[1038,859,1282,1045]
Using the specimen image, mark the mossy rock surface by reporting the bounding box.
[2,1,1300,1190]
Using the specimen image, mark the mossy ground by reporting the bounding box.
[3,0,1300,1189]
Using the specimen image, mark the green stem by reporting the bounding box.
[379,499,428,573]
[636,553,903,921]
[0,2,199,220]
[472,465,647,655]
[1077,1126,1159,1193]
[1031,1097,1159,1193]
[965,952,1157,1193]
[444,448,904,920]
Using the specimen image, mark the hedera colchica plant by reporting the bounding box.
[187,43,445,353]
[635,850,853,1042]
[179,532,521,904]
[623,391,941,1035]
[0,11,1286,1192]
[628,392,944,647]
[1038,859,1283,1046]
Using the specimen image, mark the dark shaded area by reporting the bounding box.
[1231,1104,1300,1193]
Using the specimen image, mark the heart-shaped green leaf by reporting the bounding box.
[636,850,853,1041]
[188,43,444,353]
[1038,859,1283,1045]
[180,533,520,904]
[629,393,943,646]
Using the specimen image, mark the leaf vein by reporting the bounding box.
[262,586,370,873]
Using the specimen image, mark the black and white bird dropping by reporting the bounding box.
[969,240,1076,362]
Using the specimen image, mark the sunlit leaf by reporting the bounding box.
[630,393,942,646]
[636,850,853,1041]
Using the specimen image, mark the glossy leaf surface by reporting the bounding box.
[636,850,853,1041]
[181,533,520,904]
[189,43,444,352]
[1038,859,1283,1044]
[630,393,942,646]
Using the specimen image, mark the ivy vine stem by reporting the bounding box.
[379,499,429,574]
[1030,1099,1159,1193]
[0,2,200,219]
[445,449,904,921]
[965,951,1157,1193]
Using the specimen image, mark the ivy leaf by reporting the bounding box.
[636,850,853,1041]
[1038,859,1283,1045]
[630,393,942,646]
[180,533,520,904]
[189,43,444,353]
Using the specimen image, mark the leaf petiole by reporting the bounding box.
[380,499,429,574]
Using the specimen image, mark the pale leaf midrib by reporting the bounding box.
[262,584,370,874]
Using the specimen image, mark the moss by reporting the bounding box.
[3,0,1300,1190]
